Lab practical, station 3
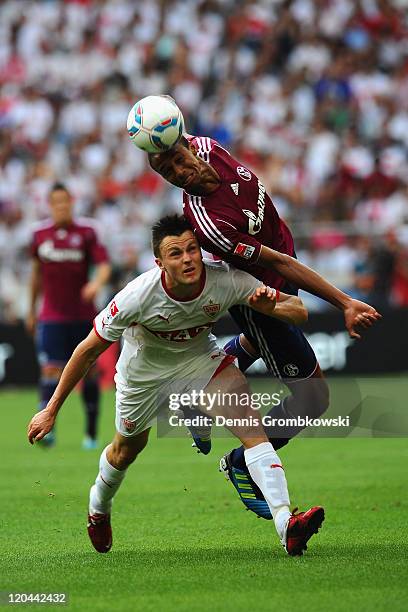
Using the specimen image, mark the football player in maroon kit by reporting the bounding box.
[148,134,381,520]
[27,183,111,448]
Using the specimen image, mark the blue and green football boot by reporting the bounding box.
[219,451,272,520]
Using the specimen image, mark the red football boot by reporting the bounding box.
[285,506,325,556]
[87,513,112,553]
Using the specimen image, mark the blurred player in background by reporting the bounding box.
[148,130,381,518]
[27,183,111,449]
[28,214,324,557]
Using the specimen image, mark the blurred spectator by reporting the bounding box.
[1,0,408,321]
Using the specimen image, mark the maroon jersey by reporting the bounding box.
[183,136,295,290]
[31,218,108,322]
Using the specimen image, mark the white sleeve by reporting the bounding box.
[93,283,141,342]
[228,267,264,306]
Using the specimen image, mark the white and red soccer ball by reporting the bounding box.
[127,95,184,153]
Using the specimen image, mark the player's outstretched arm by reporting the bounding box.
[27,330,110,444]
[248,286,308,326]
[258,245,382,339]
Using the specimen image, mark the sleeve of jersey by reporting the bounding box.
[30,233,38,258]
[93,285,139,343]
[229,267,263,304]
[88,228,109,264]
[192,211,262,264]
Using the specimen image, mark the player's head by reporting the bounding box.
[152,214,203,287]
[48,182,73,226]
[148,137,205,192]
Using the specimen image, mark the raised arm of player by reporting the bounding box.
[26,258,42,336]
[248,286,308,326]
[27,329,110,444]
[258,246,381,339]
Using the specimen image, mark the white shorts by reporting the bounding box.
[115,352,236,437]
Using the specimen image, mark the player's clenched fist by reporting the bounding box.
[248,286,277,311]
[27,409,55,444]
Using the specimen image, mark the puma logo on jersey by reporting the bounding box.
[158,314,171,323]
[243,180,266,235]
[230,183,239,195]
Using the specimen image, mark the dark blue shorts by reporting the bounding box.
[36,321,92,367]
[229,282,317,380]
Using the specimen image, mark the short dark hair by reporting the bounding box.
[151,214,194,257]
[49,182,70,197]
[148,136,189,169]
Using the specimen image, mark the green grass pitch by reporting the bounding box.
[1,385,407,611]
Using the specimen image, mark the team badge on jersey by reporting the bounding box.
[234,242,256,259]
[230,183,239,195]
[237,166,251,181]
[69,233,82,246]
[283,363,299,377]
[122,418,136,433]
[203,300,220,318]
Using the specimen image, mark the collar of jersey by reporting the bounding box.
[161,267,206,302]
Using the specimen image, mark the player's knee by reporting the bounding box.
[239,334,259,357]
[307,375,330,418]
[110,444,139,469]
[290,369,329,419]
[110,431,149,469]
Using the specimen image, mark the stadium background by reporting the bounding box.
[1,0,408,384]
[0,2,407,611]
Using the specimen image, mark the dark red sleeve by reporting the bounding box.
[192,211,262,265]
[87,228,109,264]
[30,232,39,259]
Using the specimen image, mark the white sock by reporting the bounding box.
[89,445,127,515]
[244,442,292,541]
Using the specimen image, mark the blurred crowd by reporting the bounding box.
[1,0,408,321]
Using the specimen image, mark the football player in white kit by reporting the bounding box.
[27,215,324,557]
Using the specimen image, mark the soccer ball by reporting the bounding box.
[127,95,184,153]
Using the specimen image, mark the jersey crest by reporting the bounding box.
[237,166,251,181]
[202,301,220,318]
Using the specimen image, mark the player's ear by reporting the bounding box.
[155,257,165,271]
[189,142,198,156]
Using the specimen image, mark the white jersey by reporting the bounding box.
[94,259,262,387]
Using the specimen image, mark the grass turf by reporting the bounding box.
[1,386,407,611]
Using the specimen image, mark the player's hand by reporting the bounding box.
[27,409,56,445]
[248,286,277,312]
[81,281,99,303]
[343,298,382,340]
[25,313,37,336]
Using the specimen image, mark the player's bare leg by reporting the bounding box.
[87,429,150,553]
[202,365,324,555]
